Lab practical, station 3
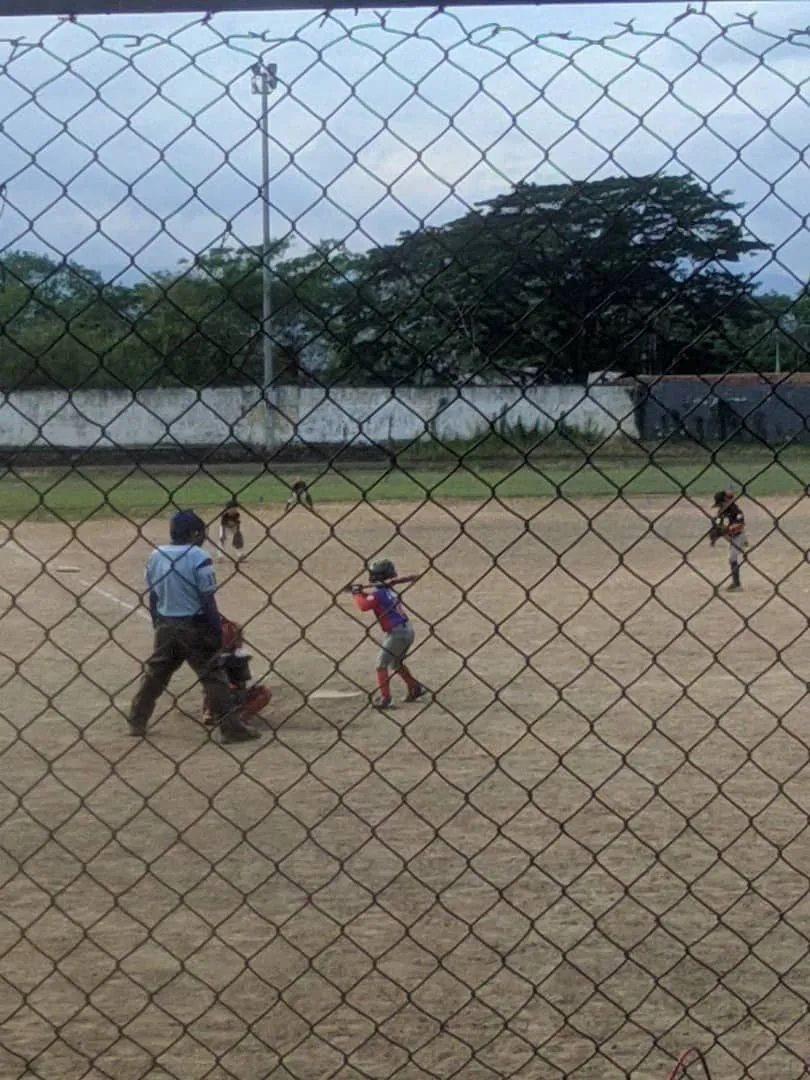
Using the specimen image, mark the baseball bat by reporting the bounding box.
[341,574,419,594]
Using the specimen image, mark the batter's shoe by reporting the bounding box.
[374,697,393,710]
[404,684,427,703]
[220,722,261,745]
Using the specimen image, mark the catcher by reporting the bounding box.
[218,499,245,560]
[201,617,272,729]
[343,559,426,709]
[709,490,747,592]
[285,478,314,512]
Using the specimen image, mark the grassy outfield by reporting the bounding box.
[2,444,810,523]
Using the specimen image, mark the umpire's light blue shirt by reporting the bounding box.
[146,544,217,617]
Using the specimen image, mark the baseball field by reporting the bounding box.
[1,455,809,1079]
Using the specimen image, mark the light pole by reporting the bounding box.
[251,61,278,428]
[776,312,810,374]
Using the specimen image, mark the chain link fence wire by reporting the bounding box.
[1,3,810,1078]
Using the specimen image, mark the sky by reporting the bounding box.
[0,1,808,294]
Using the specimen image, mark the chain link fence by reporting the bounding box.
[2,3,810,1078]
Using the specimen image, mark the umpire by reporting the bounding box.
[128,510,260,745]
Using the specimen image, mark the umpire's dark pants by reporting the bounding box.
[130,618,236,733]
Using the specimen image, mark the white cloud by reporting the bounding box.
[0,1,807,292]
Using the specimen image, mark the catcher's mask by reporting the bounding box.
[223,653,252,687]
[369,559,396,583]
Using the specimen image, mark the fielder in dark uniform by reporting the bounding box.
[217,499,244,560]
[710,490,747,592]
[128,510,260,744]
[285,478,314,511]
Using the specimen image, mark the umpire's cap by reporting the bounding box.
[170,510,206,544]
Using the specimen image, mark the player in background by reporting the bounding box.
[348,559,426,708]
[285,478,314,512]
[218,499,244,560]
[128,510,260,744]
[710,490,747,592]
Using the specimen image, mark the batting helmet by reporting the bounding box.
[369,559,396,583]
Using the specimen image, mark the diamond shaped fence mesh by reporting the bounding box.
[2,3,810,1078]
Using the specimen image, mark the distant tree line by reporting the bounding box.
[0,173,806,391]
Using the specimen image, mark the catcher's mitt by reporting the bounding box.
[233,528,244,550]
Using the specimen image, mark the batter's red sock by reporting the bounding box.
[376,670,391,700]
[397,666,419,691]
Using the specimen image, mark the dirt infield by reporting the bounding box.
[1,493,809,1080]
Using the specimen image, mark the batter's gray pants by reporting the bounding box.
[376,624,415,670]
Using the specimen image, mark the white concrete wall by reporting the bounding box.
[0,387,267,450]
[275,385,637,445]
[0,384,637,450]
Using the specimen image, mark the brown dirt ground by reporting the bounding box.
[1,493,810,1080]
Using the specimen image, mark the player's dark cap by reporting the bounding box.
[170,510,206,544]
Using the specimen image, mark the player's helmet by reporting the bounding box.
[224,653,252,687]
[369,559,396,583]
[713,490,733,507]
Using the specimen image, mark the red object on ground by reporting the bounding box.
[667,1048,711,1080]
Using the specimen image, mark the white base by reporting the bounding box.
[309,688,364,700]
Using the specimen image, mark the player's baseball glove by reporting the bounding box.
[233,528,244,550]
[709,518,726,546]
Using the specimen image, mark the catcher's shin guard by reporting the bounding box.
[201,617,272,725]
[201,682,271,725]
[243,684,272,715]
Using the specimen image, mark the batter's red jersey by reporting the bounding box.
[354,586,410,632]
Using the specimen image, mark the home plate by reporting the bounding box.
[310,687,364,700]
[53,566,81,573]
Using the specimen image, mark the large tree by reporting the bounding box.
[0,241,365,390]
[0,175,774,390]
[327,174,768,385]
[0,251,133,390]
[729,290,810,373]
